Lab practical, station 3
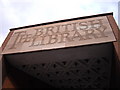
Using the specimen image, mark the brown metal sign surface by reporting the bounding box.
[2,16,116,54]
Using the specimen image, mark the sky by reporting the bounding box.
[0,0,120,47]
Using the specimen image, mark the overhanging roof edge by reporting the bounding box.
[10,12,113,31]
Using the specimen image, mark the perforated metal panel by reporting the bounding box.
[5,43,113,88]
[18,57,111,88]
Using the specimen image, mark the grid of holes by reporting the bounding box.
[21,57,110,88]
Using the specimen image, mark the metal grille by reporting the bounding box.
[18,57,111,88]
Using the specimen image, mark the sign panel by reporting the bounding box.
[2,16,116,54]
